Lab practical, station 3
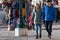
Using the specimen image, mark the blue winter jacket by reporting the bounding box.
[41,5,56,21]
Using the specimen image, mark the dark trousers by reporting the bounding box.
[45,21,53,36]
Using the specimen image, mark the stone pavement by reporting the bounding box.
[0,22,60,40]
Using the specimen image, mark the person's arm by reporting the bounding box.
[31,8,35,21]
[41,7,45,20]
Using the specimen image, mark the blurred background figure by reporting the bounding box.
[25,0,31,20]
[8,0,19,31]
[3,0,9,24]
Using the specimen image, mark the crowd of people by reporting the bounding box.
[3,0,57,39]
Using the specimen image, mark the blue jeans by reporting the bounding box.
[35,24,42,36]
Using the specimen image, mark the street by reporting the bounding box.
[0,22,60,40]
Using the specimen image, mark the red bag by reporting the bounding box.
[28,15,34,26]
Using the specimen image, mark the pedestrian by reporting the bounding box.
[22,1,28,36]
[8,0,19,31]
[8,9,14,31]
[31,3,42,39]
[42,0,56,39]
[3,1,9,24]
[25,0,31,20]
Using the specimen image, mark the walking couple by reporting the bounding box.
[31,0,56,39]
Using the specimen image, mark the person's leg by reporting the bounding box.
[48,21,53,39]
[24,28,28,36]
[8,25,11,31]
[13,18,16,29]
[35,24,38,39]
[8,23,13,31]
[8,19,12,31]
[39,24,42,38]
[45,21,49,33]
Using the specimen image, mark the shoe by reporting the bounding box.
[39,34,41,38]
[8,27,14,31]
[36,35,38,39]
[49,36,51,39]
[48,35,51,39]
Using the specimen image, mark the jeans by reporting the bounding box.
[45,21,53,36]
[34,24,41,36]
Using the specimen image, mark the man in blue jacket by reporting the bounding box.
[42,0,56,39]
